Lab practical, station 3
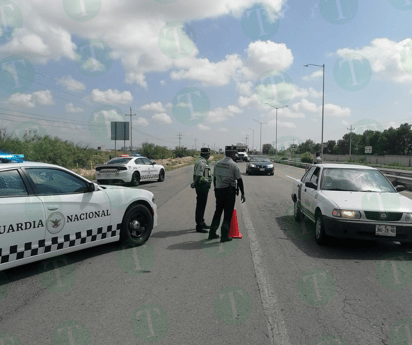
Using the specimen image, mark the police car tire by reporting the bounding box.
[158,169,165,182]
[120,204,153,245]
[130,172,140,187]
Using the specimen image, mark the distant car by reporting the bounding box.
[95,156,165,186]
[289,164,412,245]
[237,152,248,162]
[246,156,274,175]
[0,161,157,271]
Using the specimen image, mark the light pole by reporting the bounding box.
[304,63,325,161]
[248,128,254,152]
[253,119,267,154]
[265,103,288,156]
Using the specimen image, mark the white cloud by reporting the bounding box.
[91,89,133,104]
[218,127,228,132]
[308,87,322,98]
[152,113,172,125]
[140,102,166,112]
[207,105,243,123]
[33,90,54,105]
[160,80,166,86]
[56,76,86,92]
[302,70,323,81]
[7,90,54,108]
[236,81,253,96]
[324,103,350,117]
[268,118,296,128]
[66,102,84,113]
[197,124,211,130]
[134,117,149,127]
[292,99,318,113]
[342,120,350,126]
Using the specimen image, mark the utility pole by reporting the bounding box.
[125,107,136,154]
[253,119,267,153]
[194,138,197,151]
[177,133,182,148]
[347,124,355,156]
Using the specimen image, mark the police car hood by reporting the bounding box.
[100,185,154,200]
[321,191,412,213]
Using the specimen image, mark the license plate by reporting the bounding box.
[376,225,396,237]
[260,168,265,171]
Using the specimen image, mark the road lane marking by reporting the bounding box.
[240,203,292,345]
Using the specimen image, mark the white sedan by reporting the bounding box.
[289,164,411,245]
[95,156,165,186]
[0,161,157,271]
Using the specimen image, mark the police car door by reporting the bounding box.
[0,168,46,269]
[142,157,157,180]
[24,168,112,255]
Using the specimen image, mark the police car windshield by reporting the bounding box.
[107,158,133,164]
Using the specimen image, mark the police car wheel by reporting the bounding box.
[121,204,153,245]
[130,172,140,187]
[158,169,165,182]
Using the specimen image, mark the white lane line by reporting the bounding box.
[241,203,291,345]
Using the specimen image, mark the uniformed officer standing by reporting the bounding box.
[208,147,245,242]
[314,152,322,164]
[190,148,212,233]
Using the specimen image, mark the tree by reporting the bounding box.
[324,140,336,154]
[262,143,272,155]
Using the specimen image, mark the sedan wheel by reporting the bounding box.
[293,201,302,222]
[130,172,140,187]
[315,212,328,245]
[120,204,153,245]
[158,169,165,182]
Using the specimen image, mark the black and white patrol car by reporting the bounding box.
[95,156,165,186]
[289,164,412,245]
[0,161,157,271]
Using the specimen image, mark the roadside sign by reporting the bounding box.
[365,146,372,153]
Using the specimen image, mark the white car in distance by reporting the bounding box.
[96,156,165,186]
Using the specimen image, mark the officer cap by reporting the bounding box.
[200,147,210,153]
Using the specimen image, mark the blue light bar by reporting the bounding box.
[0,154,25,162]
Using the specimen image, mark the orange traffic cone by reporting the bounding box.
[229,209,242,239]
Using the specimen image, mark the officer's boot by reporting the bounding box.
[220,220,232,242]
[208,219,220,240]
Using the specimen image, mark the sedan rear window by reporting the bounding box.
[0,170,28,196]
[106,158,132,164]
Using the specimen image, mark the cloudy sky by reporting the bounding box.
[0,0,411,151]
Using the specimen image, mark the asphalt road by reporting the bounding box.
[1,163,412,344]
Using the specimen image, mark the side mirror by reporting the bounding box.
[88,182,99,192]
[152,161,157,165]
[305,181,317,189]
[396,185,405,192]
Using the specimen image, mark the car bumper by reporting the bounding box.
[96,171,131,183]
[249,167,274,174]
[323,216,412,242]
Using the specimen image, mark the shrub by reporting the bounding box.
[301,152,313,163]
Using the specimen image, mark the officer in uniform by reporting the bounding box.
[208,147,245,242]
[191,147,212,233]
[314,152,322,164]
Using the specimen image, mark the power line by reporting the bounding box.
[347,124,355,155]
[177,133,182,148]
[125,107,136,153]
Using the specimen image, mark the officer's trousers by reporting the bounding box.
[210,186,236,238]
[195,189,209,228]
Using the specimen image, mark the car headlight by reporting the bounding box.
[250,164,256,167]
[267,164,273,168]
[332,209,361,219]
[405,213,412,222]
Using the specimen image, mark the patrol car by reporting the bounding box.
[289,164,412,245]
[0,161,157,271]
[95,156,165,186]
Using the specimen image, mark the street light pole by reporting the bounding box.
[253,119,267,153]
[264,103,288,156]
[248,128,254,152]
[304,63,325,161]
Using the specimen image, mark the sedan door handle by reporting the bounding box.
[48,205,59,211]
